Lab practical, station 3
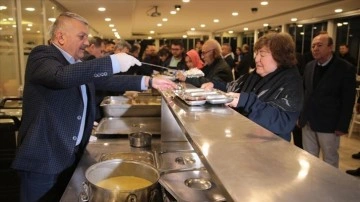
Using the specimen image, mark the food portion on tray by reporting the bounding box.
[182,68,205,78]
[174,88,233,106]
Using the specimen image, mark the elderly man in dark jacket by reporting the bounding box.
[182,39,233,87]
[299,32,356,168]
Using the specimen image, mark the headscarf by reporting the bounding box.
[186,49,204,69]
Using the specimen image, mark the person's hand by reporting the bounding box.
[175,71,186,81]
[225,92,240,108]
[149,76,178,91]
[335,130,347,136]
[201,82,214,90]
[114,53,141,72]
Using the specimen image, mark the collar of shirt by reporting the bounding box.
[223,53,232,58]
[52,43,81,64]
[317,54,333,66]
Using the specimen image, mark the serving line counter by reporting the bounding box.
[160,87,360,201]
[62,85,360,201]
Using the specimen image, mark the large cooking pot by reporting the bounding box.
[81,159,160,202]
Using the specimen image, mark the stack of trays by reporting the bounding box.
[174,88,233,106]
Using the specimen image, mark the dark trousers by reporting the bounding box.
[18,163,77,202]
[18,147,81,202]
[292,125,303,149]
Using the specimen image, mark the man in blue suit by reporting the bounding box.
[12,12,176,202]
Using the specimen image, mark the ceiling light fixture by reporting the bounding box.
[25,7,35,12]
[182,0,190,3]
[291,18,297,22]
[0,6,7,10]
[162,18,168,22]
[244,27,249,31]
[260,1,269,6]
[170,10,176,15]
[105,18,111,22]
[334,8,343,13]
[175,5,181,11]
[232,12,238,16]
[200,24,206,28]
[213,19,219,23]
[98,7,106,12]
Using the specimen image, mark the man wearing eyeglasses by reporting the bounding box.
[185,39,233,87]
[167,40,187,70]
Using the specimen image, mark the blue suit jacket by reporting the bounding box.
[12,45,143,174]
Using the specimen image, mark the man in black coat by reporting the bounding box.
[299,32,356,168]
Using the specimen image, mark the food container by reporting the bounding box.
[100,96,161,117]
[129,132,152,148]
[82,160,160,202]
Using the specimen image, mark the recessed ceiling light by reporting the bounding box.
[0,27,2,30]
[200,24,206,28]
[26,27,31,31]
[182,35,187,38]
[244,27,249,31]
[36,30,40,33]
[300,32,304,35]
[48,18,56,22]
[112,28,117,32]
[232,12,238,16]
[337,23,343,27]
[190,27,195,31]
[148,36,152,39]
[297,24,303,27]
[170,10,177,15]
[213,19,219,23]
[228,30,234,34]
[28,24,33,27]
[291,18,297,22]
[25,7,35,11]
[335,8,343,13]
[109,24,114,27]
[8,18,13,21]
[157,23,162,27]
[114,32,119,35]
[263,23,269,27]
[182,0,190,3]
[98,7,106,12]
[0,6,7,10]
[105,18,111,22]
[150,30,155,34]
[162,18,168,22]
[343,22,348,25]
[260,1,269,6]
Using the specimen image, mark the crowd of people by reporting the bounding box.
[11,11,360,202]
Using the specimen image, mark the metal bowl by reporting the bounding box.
[129,132,152,148]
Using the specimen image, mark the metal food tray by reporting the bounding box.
[99,151,156,167]
[100,96,161,117]
[94,117,161,135]
[159,168,226,202]
[206,94,233,104]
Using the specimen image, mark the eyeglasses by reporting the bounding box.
[201,49,214,56]
[254,50,271,57]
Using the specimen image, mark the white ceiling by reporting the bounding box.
[18,0,360,40]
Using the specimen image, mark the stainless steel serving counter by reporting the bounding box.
[160,88,360,202]
[62,87,360,202]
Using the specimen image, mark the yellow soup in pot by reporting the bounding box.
[96,176,153,190]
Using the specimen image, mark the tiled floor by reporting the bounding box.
[339,133,360,173]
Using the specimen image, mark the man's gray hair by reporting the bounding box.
[49,12,88,40]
